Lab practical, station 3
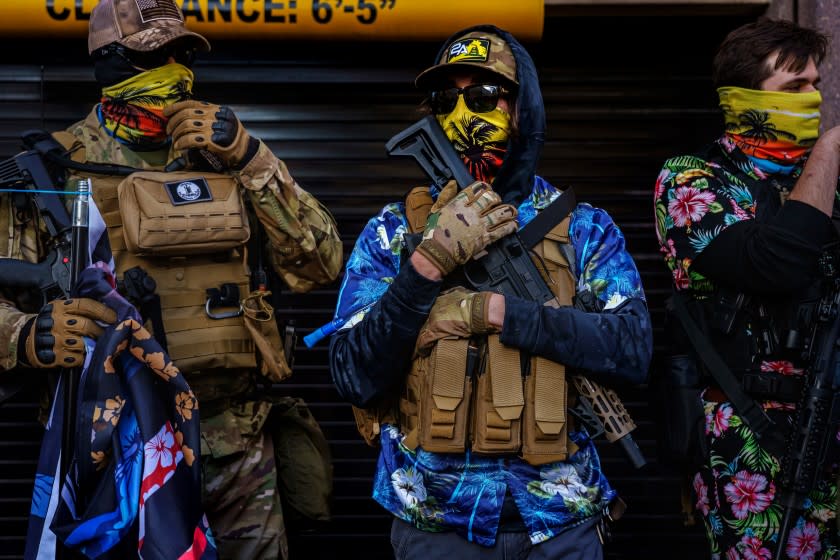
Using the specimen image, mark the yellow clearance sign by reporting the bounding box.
[1,1,544,41]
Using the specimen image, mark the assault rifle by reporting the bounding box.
[0,138,76,302]
[0,135,92,559]
[773,251,840,560]
[386,116,646,469]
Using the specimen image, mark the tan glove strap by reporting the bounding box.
[414,238,456,275]
[470,293,492,334]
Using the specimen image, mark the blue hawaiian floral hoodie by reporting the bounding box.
[328,25,653,547]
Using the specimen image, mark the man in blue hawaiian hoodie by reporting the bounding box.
[329,25,652,559]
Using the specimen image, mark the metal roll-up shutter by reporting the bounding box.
[0,13,756,560]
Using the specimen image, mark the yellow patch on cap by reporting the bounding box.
[447,39,490,64]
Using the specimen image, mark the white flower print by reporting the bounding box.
[391,467,427,508]
[539,464,589,500]
[145,428,176,471]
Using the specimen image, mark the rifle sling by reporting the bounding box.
[518,187,577,249]
[23,129,149,177]
[670,291,774,438]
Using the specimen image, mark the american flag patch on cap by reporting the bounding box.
[134,0,183,23]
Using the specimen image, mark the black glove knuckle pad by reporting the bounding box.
[36,314,54,331]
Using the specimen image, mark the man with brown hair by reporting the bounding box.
[654,17,840,559]
[0,0,341,558]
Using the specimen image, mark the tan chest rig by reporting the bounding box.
[54,132,291,397]
[355,187,587,465]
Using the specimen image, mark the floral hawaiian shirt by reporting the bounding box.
[654,134,800,295]
[334,176,646,546]
[654,137,840,559]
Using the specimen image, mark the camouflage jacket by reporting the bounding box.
[0,108,342,372]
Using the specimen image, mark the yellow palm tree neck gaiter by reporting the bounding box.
[98,63,194,151]
[718,86,821,166]
[436,96,511,184]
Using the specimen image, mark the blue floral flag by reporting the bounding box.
[24,267,217,559]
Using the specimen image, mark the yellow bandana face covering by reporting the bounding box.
[718,86,821,165]
[98,63,195,150]
[436,96,511,184]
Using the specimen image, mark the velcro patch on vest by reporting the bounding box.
[164,177,213,206]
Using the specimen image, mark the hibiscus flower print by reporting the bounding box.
[785,521,821,560]
[694,472,710,516]
[737,534,771,560]
[145,428,177,471]
[707,404,734,438]
[175,390,197,422]
[655,168,671,201]
[673,263,691,290]
[391,467,427,508]
[102,396,125,426]
[660,237,677,259]
[728,198,752,221]
[91,450,109,471]
[724,471,775,520]
[539,464,589,501]
[668,186,717,228]
[760,361,802,377]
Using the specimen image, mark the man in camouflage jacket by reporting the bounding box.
[0,1,341,558]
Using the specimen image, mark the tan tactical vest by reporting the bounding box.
[353,186,580,465]
[53,131,291,401]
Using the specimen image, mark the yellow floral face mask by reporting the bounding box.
[718,86,821,165]
[98,63,194,150]
[436,95,511,184]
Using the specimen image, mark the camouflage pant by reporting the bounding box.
[200,401,288,560]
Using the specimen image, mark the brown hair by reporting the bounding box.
[712,17,829,89]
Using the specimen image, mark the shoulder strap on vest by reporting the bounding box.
[519,187,576,249]
[20,128,138,177]
[51,130,87,163]
[669,290,774,438]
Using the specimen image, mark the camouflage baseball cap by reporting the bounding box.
[415,30,517,90]
[88,0,210,55]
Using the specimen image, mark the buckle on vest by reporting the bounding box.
[205,283,243,319]
[741,372,804,402]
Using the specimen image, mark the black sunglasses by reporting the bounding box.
[429,84,512,115]
[94,42,197,71]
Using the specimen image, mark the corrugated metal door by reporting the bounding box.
[0,13,756,560]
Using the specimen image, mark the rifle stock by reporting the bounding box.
[386,116,646,468]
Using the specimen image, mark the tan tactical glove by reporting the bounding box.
[164,100,259,172]
[415,180,517,276]
[416,287,498,355]
[21,298,117,369]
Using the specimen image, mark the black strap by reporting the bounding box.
[119,266,168,352]
[21,129,141,177]
[670,291,774,438]
[518,187,577,249]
